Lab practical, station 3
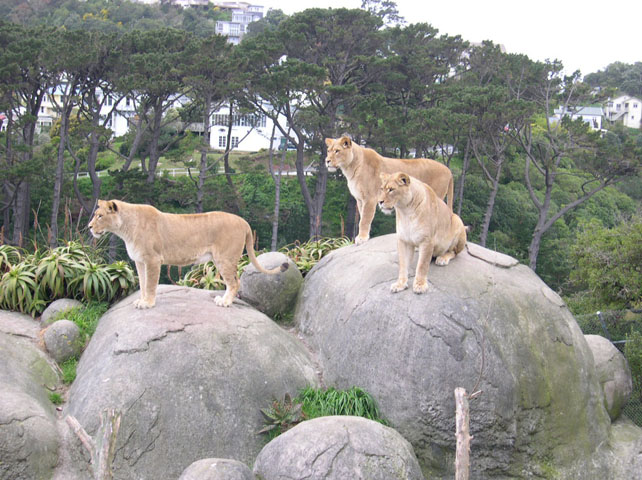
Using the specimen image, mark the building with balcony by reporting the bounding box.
[604,95,642,129]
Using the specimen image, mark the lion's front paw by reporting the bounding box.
[354,235,370,246]
[214,295,232,307]
[413,280,433,294]
[390,281,408,293]
[134,298,155,309]
[435,253,455,266]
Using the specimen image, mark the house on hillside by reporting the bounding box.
[552,105,604,131]
[215,3,264,45]
[604,95,642,129]
[208,103,288,152]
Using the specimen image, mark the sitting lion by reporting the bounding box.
[88,200,287,309]
[325,136,453,245]
[378,172,467,294]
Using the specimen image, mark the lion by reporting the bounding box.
[378,172,467,294]
[88,200,287,309]
[325,136,453,245]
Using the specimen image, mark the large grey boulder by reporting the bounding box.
[253,416,424,480]
[64,285,319,480]
[178,458,254,480]
[240,252,303,318]
[294,234,618,479]
[40,298,83,327]
[585,334,633,421]
[0,311,61,480]
[44,319,83,363]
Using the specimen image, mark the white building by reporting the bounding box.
[552,105,604,131]
[215,4,264,44]
[604,95,642,129]
[209,104,288,152]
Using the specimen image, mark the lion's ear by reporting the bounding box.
[396,173,410,186]
[108,201,118,213]
[325,138,334,148]
[340,136,352,149]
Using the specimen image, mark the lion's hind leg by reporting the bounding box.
[213,260,240,307]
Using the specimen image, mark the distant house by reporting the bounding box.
[552,105,604,131]
[215,3,264,45]
[604,95,642,129]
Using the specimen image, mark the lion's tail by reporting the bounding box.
[245,226,289,275]
[446,174,454,212]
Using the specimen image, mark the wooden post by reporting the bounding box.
[66,408,122,480]
[455,387,472,480]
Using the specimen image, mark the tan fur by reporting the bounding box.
[325,136,454,245]
[88,200,287,309]
[378,172,466,294]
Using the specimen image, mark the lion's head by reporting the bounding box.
[378,172,411,215]
[88,200,121,238]
[325,136,354,169]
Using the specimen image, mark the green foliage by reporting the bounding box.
[296,386,387,424]
[625,330,642,384]
[258,386,387,439]
[570,217,642,310]
[60,357,78,385]
[0,242,136,315]
[0,245,22,273]
[258,393,305,437]
[49,392,64,405]
[279,237,353,274]
[54,302,109,344]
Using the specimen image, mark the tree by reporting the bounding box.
[240,8,383,239]
[0,23,56,245]
[181,34,231,213]
[509,60,639,271]
[571,217,642,310]
[584,61,642,98]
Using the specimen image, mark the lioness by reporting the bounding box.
[325,136,453,245]
[378,172,466,294]
[88,200,287,309]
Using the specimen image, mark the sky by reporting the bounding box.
[260,0,641,77]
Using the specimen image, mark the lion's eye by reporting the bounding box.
[335,150,340,154]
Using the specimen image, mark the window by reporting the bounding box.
[616,104,621,110]
[126,97,131,107]
[218,136,226,148]
[634,103,639,108]
[231,137,239,148]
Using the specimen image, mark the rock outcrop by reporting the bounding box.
[0,311,61,480]
[240,252,303,318]
[585,334,633,421]
[294,235,614,478]
[254,416,424,480]
[64,285,319,479]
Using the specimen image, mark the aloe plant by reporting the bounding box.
[0,245,22,273]
[105,260,137,299]
[68,261,115,302]
[0,262,46,316]
[35,249,85,299]
[258,393,305,436]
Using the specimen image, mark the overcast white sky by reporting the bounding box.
[260,0,641,76]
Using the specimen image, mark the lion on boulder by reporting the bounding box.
[378,172,466,294]
[326,136,453,245]
[88,200,287,309]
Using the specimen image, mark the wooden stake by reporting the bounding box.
[455,387,472,480]
[66,409,122,480]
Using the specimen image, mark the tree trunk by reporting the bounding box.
[50,100,74,247]
[479,161,503,248]
[456,138,472,217]
[12,182,30,247]
[146,99,164,184]
[196,93,212,213]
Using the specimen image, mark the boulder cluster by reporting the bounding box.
[1,240,641,480]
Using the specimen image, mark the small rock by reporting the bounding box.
[178,458,254,480]
[44,320,83,363]
[41,299,83,327]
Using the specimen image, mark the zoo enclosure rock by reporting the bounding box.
[294,234,615,479]
[178,458,255,480]
[253,416,424,480]
[240,252,303,318]
[0,311,61,480]
[40,298,84,327]
[63,285,319,480]
[44,319,83,363]
[584,334,633,421]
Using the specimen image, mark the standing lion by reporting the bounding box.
[326,136,453,245]
[88,200,287,309]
